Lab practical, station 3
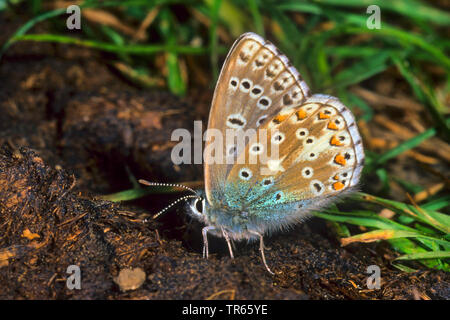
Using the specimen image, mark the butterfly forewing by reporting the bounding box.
[205,32,311,206]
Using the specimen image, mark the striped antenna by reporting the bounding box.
[138,179,198,195]
[151,195,200,220]
[138,179,201,220]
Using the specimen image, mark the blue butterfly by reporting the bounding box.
[144,33,364,274]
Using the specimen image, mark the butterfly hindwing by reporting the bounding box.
[224,94,365,226]
[204,32,311,206]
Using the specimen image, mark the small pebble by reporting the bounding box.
[114,268,146,291]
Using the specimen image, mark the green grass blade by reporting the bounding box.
[0,7,66,58]
[248,0,265,37]
[393,55,450,139]
[314,0,450,26]
[396,251,450,261]
[209,0,222,82]
[8,34,209,55]
[372,128,436,166]
[328,51,391,90]
[354,193,450,234]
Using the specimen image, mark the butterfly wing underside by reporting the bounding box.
[204,33,311,206]
[224,94,365,226]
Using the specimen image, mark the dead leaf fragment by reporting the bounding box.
[22,229,40,240]
[341,230,396,246]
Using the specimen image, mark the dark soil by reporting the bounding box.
[0,15,448,300]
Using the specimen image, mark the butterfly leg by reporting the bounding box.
[202,226,216,259]
[249,230,274,275]
[221,227,234,259]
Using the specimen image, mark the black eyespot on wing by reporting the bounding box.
[242,80,251,89]
[228,117,244,126]
[266,69,276,78]
[252,87,262,95]
[257,117,267,126]
[313,183,322,192]
[283,94,293,105]
[272,118,282,124]
[239,52,250,62]
[273,81,283,91]
[255,60,264,67]
[260,98,269,106]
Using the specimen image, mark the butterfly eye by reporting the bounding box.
[191,197,205,217]
[195,198,203,213]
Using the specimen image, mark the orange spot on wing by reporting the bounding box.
[327,121,338,130]
[296,109,307,120]
[318,112,331,119]
[333,175,339,180]
[334,154,346,165]
[330,135,343,146]
[273,114,288,124]
[333,181,345,191]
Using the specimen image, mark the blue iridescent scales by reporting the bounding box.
[189,32,365,274]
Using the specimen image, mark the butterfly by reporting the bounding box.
[142,32,364,274]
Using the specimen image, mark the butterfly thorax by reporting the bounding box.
[189,190,319,241]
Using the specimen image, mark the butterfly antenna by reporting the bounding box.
[138,179,198,195]
[138,179,201,220]
[151,194,200,220]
